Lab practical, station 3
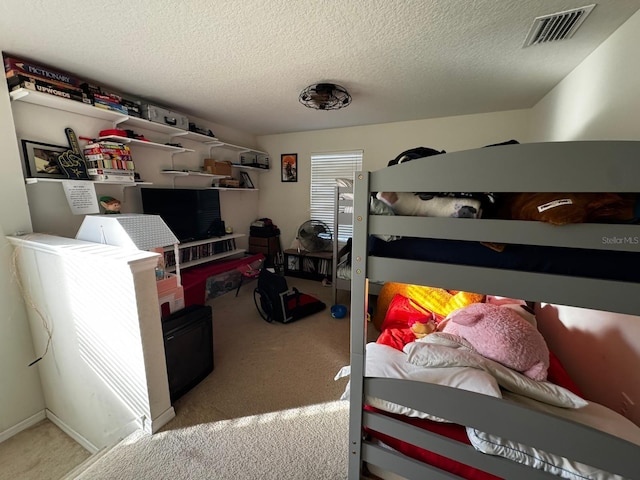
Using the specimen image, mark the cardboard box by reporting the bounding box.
[219,178,240,188]
[204,159,232,176]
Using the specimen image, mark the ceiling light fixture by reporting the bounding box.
[299,83,352,110]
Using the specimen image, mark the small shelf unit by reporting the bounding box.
[283,248,332,281]
[163,233,246,271]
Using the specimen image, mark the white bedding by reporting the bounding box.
[337,337,640,480]
[468,392,640,480]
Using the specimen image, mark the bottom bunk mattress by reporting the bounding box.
[368,236,640,283]
[342,341,640,480]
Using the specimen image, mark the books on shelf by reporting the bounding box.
[83,141,134,171]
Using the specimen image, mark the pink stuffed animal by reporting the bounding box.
[442,303,549,381]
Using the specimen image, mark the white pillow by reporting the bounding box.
[342,343,501,421]
[405,340,587,409]
[485,357,587,408]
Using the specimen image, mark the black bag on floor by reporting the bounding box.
[253,269,326,323]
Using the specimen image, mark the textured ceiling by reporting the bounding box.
[1,0,639,136]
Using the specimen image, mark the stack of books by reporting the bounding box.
[4,55,92,104]
[83,140,135,182]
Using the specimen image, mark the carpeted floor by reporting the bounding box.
[73,400,350,480]
[0,420,91,480]
[1,275,362,479]
[160,276,353,430]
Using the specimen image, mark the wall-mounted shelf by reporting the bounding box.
[208,141,267,155]
[210,187,259,192]
[112,115,191,138]
[9,90,266,156]
[10,88,124,121]
[230,164,269,173]
[25,177,151,187]
[179,131,219,143]
[97,135,194,153]
[161,170,225,178]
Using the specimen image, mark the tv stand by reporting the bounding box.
[163,233,246,271]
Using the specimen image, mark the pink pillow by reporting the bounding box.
[442,303,549,381]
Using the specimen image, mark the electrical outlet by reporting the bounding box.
[620,392,634,418]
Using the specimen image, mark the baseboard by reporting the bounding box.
[151,406,176,433]
[60,446,110,480]
[0,409,46,443]
[45,409,98,454]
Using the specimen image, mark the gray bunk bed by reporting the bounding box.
[333,184,354,305]
[347,140,640,480]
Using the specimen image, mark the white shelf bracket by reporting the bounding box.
[112,117,129,128]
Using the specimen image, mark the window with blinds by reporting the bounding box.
[310,150,363,242]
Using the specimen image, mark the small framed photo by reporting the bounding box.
[240,171,255,188]
[21,139,68,179]
[281,153,297,182]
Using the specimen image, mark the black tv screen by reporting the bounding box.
[140,188,221,242]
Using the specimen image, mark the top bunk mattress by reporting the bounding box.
[368,235,640,283]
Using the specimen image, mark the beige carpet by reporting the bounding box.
[161,276,353,430]
[0,420,91,480]
[1,275,358,479]
[72,400,350,480]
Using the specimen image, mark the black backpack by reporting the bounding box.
[253,269,326,323]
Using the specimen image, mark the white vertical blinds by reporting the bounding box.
[310,150,363,242]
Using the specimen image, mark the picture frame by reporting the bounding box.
[240,171,255,189]
[21,139,69,179]
[281,153,297,182]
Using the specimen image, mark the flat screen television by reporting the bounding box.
[140,188,222,242]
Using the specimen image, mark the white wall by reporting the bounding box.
[256,109,530,248]
[529,10,640,142]
[513,10,640,425]
[0,76,46,440]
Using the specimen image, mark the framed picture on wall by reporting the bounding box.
[21,139,68,179]
[281,153,297,182]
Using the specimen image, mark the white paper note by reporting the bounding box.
[62,181,100,214]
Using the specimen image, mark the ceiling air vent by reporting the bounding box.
[523,4,596,47]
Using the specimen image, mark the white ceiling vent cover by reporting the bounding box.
[523,4,596,47]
